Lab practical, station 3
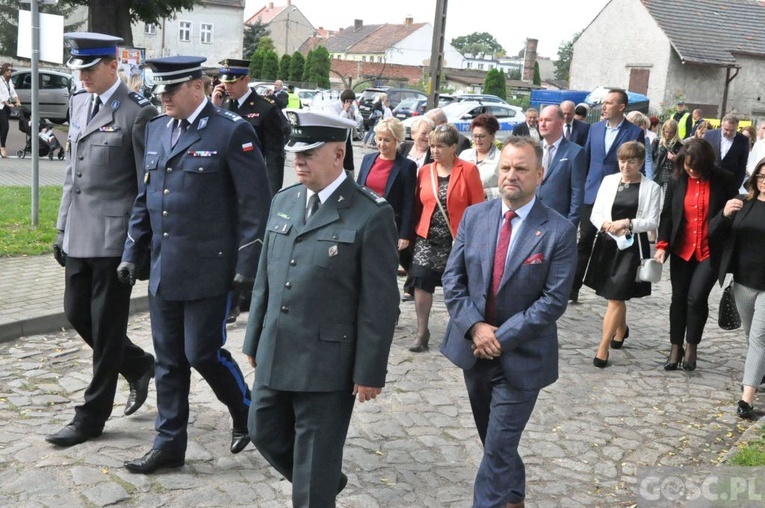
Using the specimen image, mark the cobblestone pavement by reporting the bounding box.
[0,273,760,507]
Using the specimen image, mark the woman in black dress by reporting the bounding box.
[585,142,662,367]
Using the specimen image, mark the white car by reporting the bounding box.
[10,68,72,124]
[403,101,525,139]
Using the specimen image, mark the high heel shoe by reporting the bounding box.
[664,346,684,371]
[610,325,630,350]
[682,344,697,371]
[593,353,609,368]
[0,147,7,158]
[737,400,755,419]
[409,330,430,352]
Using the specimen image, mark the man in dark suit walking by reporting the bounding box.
[561,100,590,146]
[46,32,157,448]
[511,108,540,141]
[569,89,645,302]
[704,114,749,188]
[243,110,400,508]
[118,56,271,474]
[536,105,586,225]
[441,136,577,508]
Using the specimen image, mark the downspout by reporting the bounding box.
[721,65,739,118]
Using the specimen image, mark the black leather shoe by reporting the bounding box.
[125,363,155,416]
[124,449,184,474]
[230,428,250,454]
[737,400,755,419]
[569,290,579,303]
[45,421,103,447]
[610,326,630,349]
[593,354,608,368]
[338,472,348,493]
[664,346,684,371]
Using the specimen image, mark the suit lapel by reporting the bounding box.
[480,199,502,288]
[498,201,547,290]
[169,103,215,159]
[542,139,566,183]
[80,84,129,138]
[384,156,402,197]
[300,177,354,235]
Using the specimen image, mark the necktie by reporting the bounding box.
[230,100,239,113]
[543,144,554,169]
[486,210,517,324]
[171,119,189,148]
[305,193,320,221]
[565,123,571,140]
[88,96,101,123]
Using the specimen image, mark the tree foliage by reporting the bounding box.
[483,69,506,100]
[451,32,504,56]
[533,61,541,86]
[508,68,522,80]
[243,20,269,60]
[289,51,304,82]
[250,37,278,79]
[302,50,314,82]
[278,54,291,81]
[60,0,201,46]
[307,46,330,88]
[0,0,82,59]
[260,51,279,80]
[554,31,580,81]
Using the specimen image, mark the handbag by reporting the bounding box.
[718,280,742,330]
[635,233,662,283]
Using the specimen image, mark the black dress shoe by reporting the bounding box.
[664,346,684,371]
[737,400,755,419]
[230,428,250,454]
[610,326,630,349]
[125,364,155,416]
[338,472,348,493]
[124,448,184,474]
[45,421,103,447]
[569,290,579,303]
[593,354,608,368]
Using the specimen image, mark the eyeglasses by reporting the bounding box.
[471,134,488,140]
[755,175,765,181]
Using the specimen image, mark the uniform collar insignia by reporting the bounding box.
[111,100,120,110]
[277,212,290,219]
[198,117,208,129]
[337,195,344,202]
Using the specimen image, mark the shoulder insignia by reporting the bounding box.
[127,91,152,107]
[73,88,88,96]
[263,96,275,105]
[148,112,168,123]
[359,185,387,205]
[217,108,242,122]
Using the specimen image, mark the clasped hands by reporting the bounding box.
[470,322,502,359]
[603,219,631,236]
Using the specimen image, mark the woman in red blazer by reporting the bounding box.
[409,124,484,352]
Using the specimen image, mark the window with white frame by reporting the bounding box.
[200,23,213,44]
[145,23,157,35]
[179,21,191,42]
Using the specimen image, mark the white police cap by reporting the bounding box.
[283,109,356,153]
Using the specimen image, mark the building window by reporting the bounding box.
[200,23,213,44]
[377,56,382,63]
[145,24,157,35]
[477,63,484,70]
[466,62,472,69]
[179,21,191,42]
[361,56,366,62]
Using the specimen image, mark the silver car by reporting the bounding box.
[10,68,72,124]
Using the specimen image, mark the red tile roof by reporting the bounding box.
[246,4,287,25]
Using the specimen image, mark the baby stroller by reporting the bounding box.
[16,106,65,160]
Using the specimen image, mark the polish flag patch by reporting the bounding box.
[242,142,254,152]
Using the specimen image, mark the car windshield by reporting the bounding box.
[361,90,382,102]
[396,98,419,109]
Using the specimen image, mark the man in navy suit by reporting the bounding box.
[441,137,577,508]
[561,100,590,146]
[536,105,586,225]
[569,89,645,302]
[511,108,540,141]
[704,114,749,188]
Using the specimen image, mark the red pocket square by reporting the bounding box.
[523,253,545,264]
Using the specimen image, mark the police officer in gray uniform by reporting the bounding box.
[118,56,271,474]
[46,32,157,448]
[243,110,400,507]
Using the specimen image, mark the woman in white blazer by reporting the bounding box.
[584,141,662,367]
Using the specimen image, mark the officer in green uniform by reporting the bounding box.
[243,110,400,508]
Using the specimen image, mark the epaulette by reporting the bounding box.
[148,112,168,123]
[128,91,152,107]
[277,182,301,194]
[73,88,88,96]
[359,185,388,205]
[217,108,242,122]
[262,96,275,105]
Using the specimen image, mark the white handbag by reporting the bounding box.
[635,233,662,283]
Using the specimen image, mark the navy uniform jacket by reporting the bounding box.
[122,100,271,301]
[243,176,400,392]
[225,89,286,195]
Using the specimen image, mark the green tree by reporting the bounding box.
[250,37,276,78]
[278,54,292,81]
[250,51,263,78]
[243,20,270,60]
[60,0,201,46]
[308,46,330,88]
[483,69,506,100]
[302,50,315,82]
[0,0,82,59]
[508,68,522,80]
[260,50,279,81]
[289,51,305,82]
[533,61,541,86]
[451,32,504,56]
[554,31,580,81]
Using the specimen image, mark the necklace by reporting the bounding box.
[618,180,633,192]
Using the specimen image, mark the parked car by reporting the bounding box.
[402,101,525,139]
[392,97,427,120]
[10,68,72,124]
[438,93,509,107]
[358,87,427,122]
[297,89,321,108]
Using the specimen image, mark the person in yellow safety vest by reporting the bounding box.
[287,85,301,109]
[673,100,693,139]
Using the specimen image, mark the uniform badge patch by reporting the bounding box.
[111,100,120,110]
[188,150,218,157]
[198,117,208,129]
[246,113,260,118]
[328,245,338,257]
[242,142,254,152]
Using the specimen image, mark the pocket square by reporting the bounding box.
[559,157,569,162]
[523,253,545,264]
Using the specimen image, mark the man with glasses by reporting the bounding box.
[118,55,271,474]
[46,33,158,448]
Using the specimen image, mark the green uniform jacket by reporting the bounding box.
[243,175,400,392]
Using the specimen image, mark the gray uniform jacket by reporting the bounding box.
[243,176,400,392]
[56,82,157,257]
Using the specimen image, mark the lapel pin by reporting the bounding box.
[198,117,208,129]
[328,245,338,257]
[338,195,344,202]
[535,231,541,236]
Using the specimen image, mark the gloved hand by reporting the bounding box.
[117,261,137,286]
[53,230,66,267]
[232,273,255,291]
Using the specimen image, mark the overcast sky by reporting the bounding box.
[244,0,610,58]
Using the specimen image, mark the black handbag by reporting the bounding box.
[718,280,741,330]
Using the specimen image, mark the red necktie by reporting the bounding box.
[486,210,517,325]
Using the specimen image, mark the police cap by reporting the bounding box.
[145,56,206,95]
[64,32,122,70]
[218,58,250,82]
[284,110,356,153]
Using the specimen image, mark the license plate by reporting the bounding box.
[396,114,406,118]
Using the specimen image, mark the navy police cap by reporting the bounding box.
[145,56,207,95]
[64,32,122,70]
[284,110,357,152]
[218,58,250,82]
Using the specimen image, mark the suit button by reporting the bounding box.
[162,211,168,217]
[74,188,81,194]
[76,172,82,177]
[198,167,204,172]
[167,168,173,172]
[163,232,169,238]
[78,155,84,160]
[285,282,291,289]
[296,237,302,243]
[163,189,170,195]
[281,305,289,313]
[217,252,223,257]
[332,234,338,239]
[290,259,296,266]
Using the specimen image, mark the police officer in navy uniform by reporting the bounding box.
[211,58,285,196]
[118,56,271,474]
[243,110,400,507]
[46,32,157,448]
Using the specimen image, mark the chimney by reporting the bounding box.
[287,0,291,5]
[404,17,413,26]
[522,38,538,83]
[354,19,363,32]
[268,2,274,9]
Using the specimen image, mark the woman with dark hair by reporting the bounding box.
[461,114,501,199]
[741,125,757,152]
[409,124,483,352]
[711,161,765,417]
[654,138,738,371]
[0,63,21,158]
